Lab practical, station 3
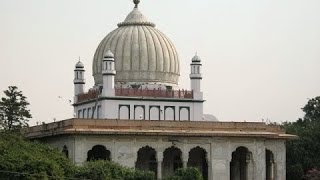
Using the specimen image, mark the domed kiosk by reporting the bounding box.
[93,0,180,88]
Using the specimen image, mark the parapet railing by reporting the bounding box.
[76,88,193,103]
[115,88,193,99]
[77,89,100,103]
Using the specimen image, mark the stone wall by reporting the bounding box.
[45,135,286,180]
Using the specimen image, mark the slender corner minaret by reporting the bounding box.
[74,61,85,102]
[102,50,116,96]
[190,54,203,100]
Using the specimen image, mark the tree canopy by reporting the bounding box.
[0,132,75,179]
[284,96,320,180]
[0,86,31,131]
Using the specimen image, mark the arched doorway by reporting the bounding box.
[188,147,208,180]
[87,145,111,161]
[230,147,252,180]
[163,146,182,178]
[266,149,275,180]
[136,146,157,177]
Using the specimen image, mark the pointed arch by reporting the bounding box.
[87,145,111,161]
[188,146,208,180]
[230,146,252,180]
[136,146,157,177]
[162,146,182,178]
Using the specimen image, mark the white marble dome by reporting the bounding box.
[93,3,180,87]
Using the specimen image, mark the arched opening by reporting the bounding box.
[230,147,252,180]
[188,147,208,180]
[135,146,157,177]
[150,106,160,120]
[134,106,145,120]
[266,149,275,180]
[62,145,69,158]
[87,145,111,161]
[164,107,175,121]
[179,107,189,121]
[119,105,130,120]
[163,146,182,178]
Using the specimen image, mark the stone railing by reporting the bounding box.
[76,88,194,103]
[76,89,100,103]
[115,88,193,99]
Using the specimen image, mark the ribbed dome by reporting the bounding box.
[93,4,180,86]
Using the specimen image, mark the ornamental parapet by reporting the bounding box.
[76,88,193,103]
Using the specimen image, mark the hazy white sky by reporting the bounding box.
[0,0,319,125]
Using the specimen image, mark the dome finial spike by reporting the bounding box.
[133,0,140,8]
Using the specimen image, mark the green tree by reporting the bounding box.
[284,96,320,179]
[0,132,75,179]
[0,86,32,131]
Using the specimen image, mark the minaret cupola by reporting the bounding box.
[190,54,203,100]
[102,50,116,96]
[74,61,85,95]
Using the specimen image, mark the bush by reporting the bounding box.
[0,132,75,180]
[165,167,203,180]
[74,160,154,180]
[0,132,155,180]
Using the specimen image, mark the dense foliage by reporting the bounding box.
[0,132,75,180]
[0,132,155,180]
[284,96,320,180]
[165,167,203,180]
[74,160,154,180]
[0,86,31,131]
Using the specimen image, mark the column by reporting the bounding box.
[182,150,189,168]
[252,144,266,180]
[157,151,163,180]
[245,152,252,180]
[206,151,212,180]
[73,136,88,165]
[211,141,231,180]
[275,141,286,180]
[269,159,275,180]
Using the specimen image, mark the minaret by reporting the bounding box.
[190,54,203,100]
[102,50,116,96]
[74,61,85,99]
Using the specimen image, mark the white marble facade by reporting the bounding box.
[51,135,285,180]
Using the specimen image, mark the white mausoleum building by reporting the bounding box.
[26,1,295,180]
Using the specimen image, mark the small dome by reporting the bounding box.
[104,50,114,58]
[93,2,180,86]
[192,54,201,62]
[75,61,84,68]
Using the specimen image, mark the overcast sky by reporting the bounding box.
[0,0,319,125]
